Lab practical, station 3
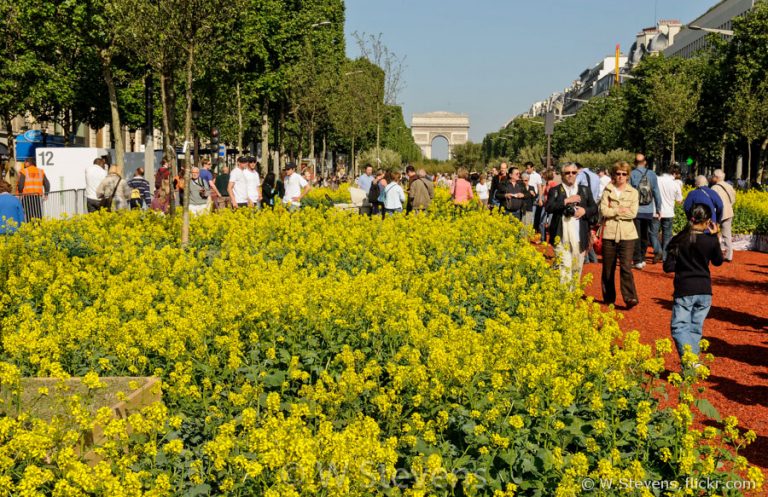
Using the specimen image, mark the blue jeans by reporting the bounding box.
[539,212,551,242]
[660,217,674,260]
[385,208,402,216]
[671,295,712,359]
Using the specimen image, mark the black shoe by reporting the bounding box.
[652,254,662,264]
[625,299,639,309]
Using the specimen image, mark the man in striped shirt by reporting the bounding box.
[128,168,152,209]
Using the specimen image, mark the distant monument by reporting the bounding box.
[411,112,470,159]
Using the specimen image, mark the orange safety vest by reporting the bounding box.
[20,166,45,195]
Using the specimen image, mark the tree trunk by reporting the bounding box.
[236,82,243,153]
[309,123,315,178]
[261,98,270,175]
[747,140,752,184]
[4,114,14,184]
[321,134,326,178]
[101,53,125,176]
[351,136,355,177]
[144,74,155,190]
[278,103,285,172]
[720,133,726,171]
[160,70,177,216]
[758,136,768,185]
[670,132,676,169]
[181,46,194,248]
[376,102,380,166]
[63,109,72,147]
[272,102,280,175]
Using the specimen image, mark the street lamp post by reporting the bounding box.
[688,25,734,36]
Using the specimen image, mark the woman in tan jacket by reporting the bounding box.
[600,161,640,308]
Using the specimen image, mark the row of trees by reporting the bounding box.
[0,2,420,205]
[482,1,768,183]
[0,0,422,243]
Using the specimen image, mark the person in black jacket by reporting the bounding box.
[489,162,508,212]
[663,203,723,365]
[545,162,597,284]
[494,167,527,220]
[261,172,276,209]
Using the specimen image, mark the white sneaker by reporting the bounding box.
[633,262,646,270]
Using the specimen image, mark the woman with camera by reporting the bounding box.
[599,161,639,308]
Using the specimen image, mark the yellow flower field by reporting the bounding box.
[0,208,762,496]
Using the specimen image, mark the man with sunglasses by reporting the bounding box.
[546,162,597,285]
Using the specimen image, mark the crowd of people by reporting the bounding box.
[353,153,737,366]
[0,152,743,365]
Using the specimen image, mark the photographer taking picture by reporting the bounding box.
[546,162,597,285]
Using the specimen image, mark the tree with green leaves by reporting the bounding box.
[451,141,483,171]
[329,58,381,175]
[724,1,768,183]
[553,92,627,155]
[728,80,768,183]
[624,55,701,166]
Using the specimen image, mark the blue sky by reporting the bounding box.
[345,0,707,144]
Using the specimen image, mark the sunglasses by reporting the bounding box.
[563,171,578,176]
[614,172,628,177]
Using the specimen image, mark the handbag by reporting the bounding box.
[591,224,604,256]
[99,176,121,211]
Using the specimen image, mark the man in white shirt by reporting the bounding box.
[597,167,611,199]
[282,163,310,211]
[525,162,542,195]
[657,165,683,261]
[525,162,542,228]
[85,158,107,213]
[228,157,249,208]
[243,156,261,207]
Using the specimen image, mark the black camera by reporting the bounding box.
[564,202,578,217]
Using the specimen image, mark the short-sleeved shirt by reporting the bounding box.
[658,173,683,219]
[214,173,229,196]
[283,172,308,206]
[228,167,249,204]
[475,182,489,200]
[357,174,374,194]
[199,168,213,185]
[244,169,261,203]
[527,171,542,195]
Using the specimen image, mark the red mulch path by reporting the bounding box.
[582,250,768,476]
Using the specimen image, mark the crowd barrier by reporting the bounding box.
[17,190,86,220]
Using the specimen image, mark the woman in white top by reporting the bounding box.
[383,171,405,215]
[475,174,490,208]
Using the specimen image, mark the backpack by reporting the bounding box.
[637,169,653,206]
[377,184,388,204]
[129,187,142,209]
[368,182,381,203]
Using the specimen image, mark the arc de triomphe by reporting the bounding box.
[411,112,470,159]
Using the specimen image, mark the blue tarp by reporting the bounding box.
[15,130,65,160]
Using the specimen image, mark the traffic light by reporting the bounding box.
[211,128,220,146]
[686,157,694,166]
